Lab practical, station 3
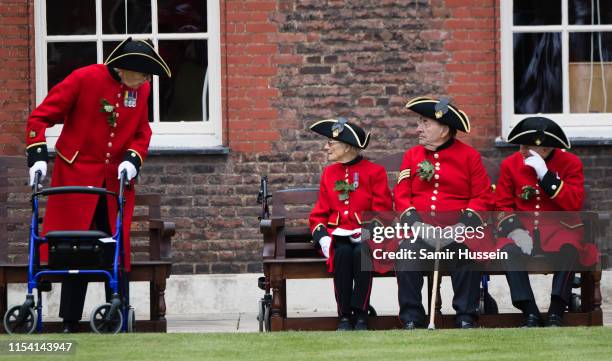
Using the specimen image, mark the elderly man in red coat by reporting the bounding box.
[394,97,494,329]
[25,38,171,332]
[495,116,598,327]
[309,118,393,331]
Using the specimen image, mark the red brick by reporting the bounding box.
[0,17,28,25]
[271,54,302,65]
[245,22,277,34]
[420,30,448,41]
[243,65,276,76]
[244,44,277,54]
[244,2,277,11]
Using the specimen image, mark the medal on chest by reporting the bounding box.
[124,90,138,108]
[352,172,359,189]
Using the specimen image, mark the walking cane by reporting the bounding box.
[427,238,441,330]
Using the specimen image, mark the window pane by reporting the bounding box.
[103,41,121,60]
[158,0,207,33]
[513,0,561,25]
[513,33,562,114]
[102,0,152,34]
[569,32,612,113]
[47,0,95,35]
[569,0,612,25]
[47,42,97,91]
[158,40,208,122]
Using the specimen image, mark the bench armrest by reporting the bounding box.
[260,216,285,259]
[149,219,176,261]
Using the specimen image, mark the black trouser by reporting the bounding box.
[59,194,126,322]
[332,237,373,317]
[503,243,577,314]
[396,240,481,326]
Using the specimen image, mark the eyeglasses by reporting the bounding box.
[327,140,342,146]
[416,118,431,128]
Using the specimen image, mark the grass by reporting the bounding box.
[1,328,611,361]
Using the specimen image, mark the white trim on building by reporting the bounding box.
[34,0,223,150]
[500,0,612,141]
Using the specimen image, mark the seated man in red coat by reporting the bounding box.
[25,38,171,333]
[495,117,598,327]
[309,118,393,331]
[394,97,494,329]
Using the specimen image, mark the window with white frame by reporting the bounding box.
[500,0,612,140]
[34,0,222,150]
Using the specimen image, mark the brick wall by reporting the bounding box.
[0,0,32,155]
[2,0,611,273]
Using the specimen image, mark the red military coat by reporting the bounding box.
[309,156,393,271]
[26,64,152,271]
[494,150,598,266]
[394,139,495,251]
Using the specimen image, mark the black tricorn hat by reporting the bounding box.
[405,96,470,133]
[507,116,571,149]
[105,37,171,77]
[309,118,370,149]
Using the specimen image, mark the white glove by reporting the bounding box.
[319,236,332,258]
[118,161,137,181]
[413,221,438,249]
[442,223,466,245]
[431,223,463,249]
[524,150,548,180]
[29,161,47,186]
[508,228,533,255]
[360,227,370,242]
[349,233,361,244]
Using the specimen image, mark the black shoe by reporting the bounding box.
[336,317,352,331]
[403,321,417,330]
[546,314,564,327]
[521,314,541,328]
[354,317,368,331]
[457,320,475,329]
[62,321,78,333]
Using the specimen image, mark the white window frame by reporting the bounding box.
[500,0,612,140]
[34,0,223,150]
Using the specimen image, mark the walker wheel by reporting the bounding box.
[127,307,135,333]
[90,303,123,334]
[3,305,37,334]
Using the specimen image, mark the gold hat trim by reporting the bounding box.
[105,39,171,77]
[404,97,470,133]
[310,119,370,148]
[507,129,571,149]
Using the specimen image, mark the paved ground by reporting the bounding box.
[166,310,612,333]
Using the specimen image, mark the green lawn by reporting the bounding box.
[1,328,611,361]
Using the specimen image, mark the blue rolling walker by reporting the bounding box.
[2,170,134,334]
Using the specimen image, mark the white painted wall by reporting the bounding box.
[6,272,611,319]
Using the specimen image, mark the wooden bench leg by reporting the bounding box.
[580,271,594,313]
[593,270,602,313]
[580,270,603,326]
[269,265,285,331]
[0,283,6,325]
[280,279,287,318]
[150,269,168,332]
[0,268,6,329]
[592,270,603,325]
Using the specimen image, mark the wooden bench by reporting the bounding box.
[0,156,175,333]
[260,152,608,330]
